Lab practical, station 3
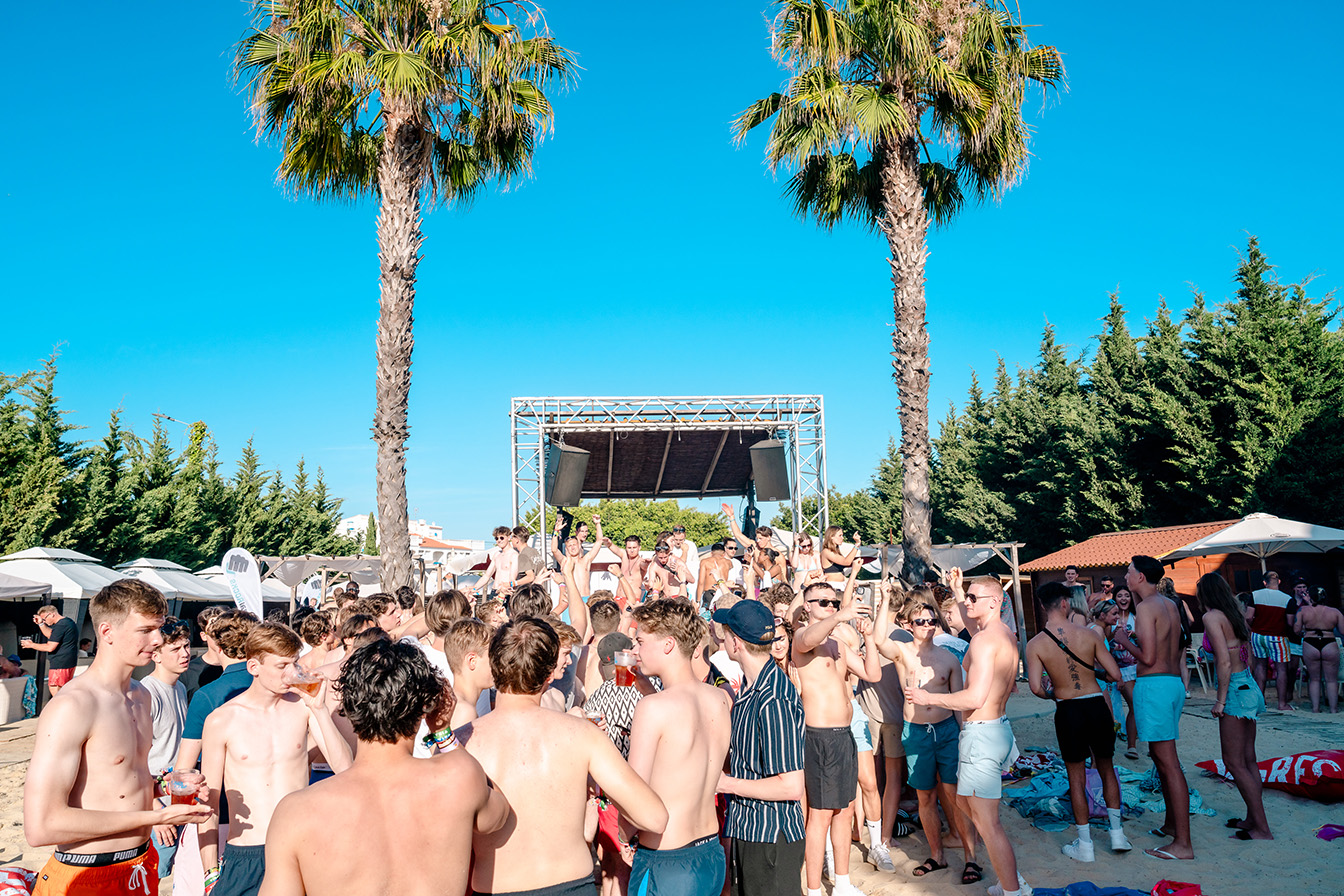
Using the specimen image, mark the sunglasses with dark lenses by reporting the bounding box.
[160,620,190,637]
[808,598,841,609]
[911,617,937,627]
[964,594,981,604]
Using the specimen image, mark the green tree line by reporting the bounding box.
[778,238,1344,560]
[0,359,356,568]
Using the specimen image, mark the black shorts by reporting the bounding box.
[1054,693,1114,764]
[803,725,857,810]
[729,834,805,896]
[481,875,596,896]
[214,844,266,896]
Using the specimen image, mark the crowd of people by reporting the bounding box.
[18,508,1344,896]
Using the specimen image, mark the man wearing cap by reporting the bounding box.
[713,601,806,896]
[586,632,655,758]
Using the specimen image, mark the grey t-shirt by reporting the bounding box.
[141,675,188,773]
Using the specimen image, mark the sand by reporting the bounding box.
[1,689,1340,896]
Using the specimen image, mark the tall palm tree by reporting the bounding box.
[735,0,1062,582]
[236,0,574,589]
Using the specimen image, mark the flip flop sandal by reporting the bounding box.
[1125,748,1140,759]
[1225,817,1245,829]
[1232,829,1255,840]
[1145,847,1192,860]
[913,857,948,877]
[1147,827,1174,837]
[892,820,915,838]
[960,861,983,885]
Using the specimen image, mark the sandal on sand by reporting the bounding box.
[913,858,948,877]
[1145,847,1191,860]
[961,861,983,885]
[891,819,915,838]
[1125,747,1140,760]
[1225,817,1245,829]
[1232,829,1255,840]
[1147,827,1173,837]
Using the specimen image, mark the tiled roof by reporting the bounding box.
[417,536,474,550]
[1020,520,1240,573]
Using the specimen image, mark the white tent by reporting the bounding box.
[0,570,53,601]
[115,558,234,602]
[255,555,383,588]
[196,566,294,602]
[1164,512,1344,572]
[0,548,124,601]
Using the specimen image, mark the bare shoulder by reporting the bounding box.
[34,685,97,741]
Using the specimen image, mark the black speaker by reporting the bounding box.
[545,443,590,506]
[749,439,791,502]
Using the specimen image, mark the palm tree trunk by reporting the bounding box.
[878,134,932,584]
[372,107,423,591]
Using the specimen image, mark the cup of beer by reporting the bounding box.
[585,710,606,728]
[613,651,636,687]
[287,667,324,697]
[168,770,204,805]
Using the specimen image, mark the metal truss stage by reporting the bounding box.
[510,395,829,539]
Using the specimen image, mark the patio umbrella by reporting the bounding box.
[1163,512,1344,571]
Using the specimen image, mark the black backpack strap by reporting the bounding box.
[1042,628,1112,682]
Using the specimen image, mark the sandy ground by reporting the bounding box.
[1,689,1340,896]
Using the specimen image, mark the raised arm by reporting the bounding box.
[721,504,750,548]
[843,618,882,683]
[794,602,857,654]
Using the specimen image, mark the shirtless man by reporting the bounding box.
[577,597,622,700]
[645,543,687,599]
[1110,554,1193,861]
[1025,582,1130,864]
[875,597,976,882]
[470,526,518,597]
[199,623,353,896]
[25,579,212,896]
[458,618,668,895]
[615,536,648,607]
[698,544,734,607]
[909,572,1030,896]
[627,599,733,895]
[445,618,494,729]
[792,582,880,896]
[722,509,787,592]
[259,639,508,896]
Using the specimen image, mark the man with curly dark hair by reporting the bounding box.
[259,639,506,896]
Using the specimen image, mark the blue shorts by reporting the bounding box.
[631,834,725,896]
[956,717,1017,799]
[902,716,959,791]
[1134,674,1184,742]
[1224,669,1264,721]
[849,700,873,752]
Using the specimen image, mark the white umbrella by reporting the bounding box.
[1164,512,1344,572]
[116,558,234,602]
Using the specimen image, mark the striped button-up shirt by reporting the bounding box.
[725,659,806,843]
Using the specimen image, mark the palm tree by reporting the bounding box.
[236,0,574,589]
[734,0,1062,582]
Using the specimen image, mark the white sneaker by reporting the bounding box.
[869,841,896,873]
[987,875,1033,896]
[1110,828,1133,852]
[832,883,867,896]
[1062,838,1095,862]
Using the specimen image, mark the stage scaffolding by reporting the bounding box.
[510,396,830,539]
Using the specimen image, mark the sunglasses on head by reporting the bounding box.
[911,617,937,627]
[807,598,841,609]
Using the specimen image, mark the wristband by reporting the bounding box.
[421,727,456,752]
[204,866,220,895]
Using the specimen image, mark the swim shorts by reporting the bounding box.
[1054,692,1114,763]
[34,842,158,896]
[480,875,596,896]
[849,700,873,753]
[48,667,75,688]
[1250,633,1290,663]
[212,843,265,896]
[1119,665,1137,683]
[1223,668,1265,721]
[956,717,1018,799]
[865,719,904,759]
[630,834,725,896]
[804,725,857,809]
[1134,674,1184,743]
[902,715,959,791]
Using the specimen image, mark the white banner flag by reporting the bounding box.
[222,548,264,617]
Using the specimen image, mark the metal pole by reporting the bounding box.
[1010,543,1027,676]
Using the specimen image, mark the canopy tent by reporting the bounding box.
[1164,513,1344,572]
[114,558,234,603]
[255,555,383,589]
[196,566,294,603]
[0,570,53,601]
[0,548,124,601]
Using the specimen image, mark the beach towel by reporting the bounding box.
[1196,749,1344,802]
[0,867,35,896]
[1033,885,1147,896]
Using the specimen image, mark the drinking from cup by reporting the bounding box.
[286,667,323,697]
[613,650,636,687]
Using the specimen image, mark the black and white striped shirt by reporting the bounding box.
[725,660,806,843]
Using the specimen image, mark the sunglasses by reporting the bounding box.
[964,594,983,604]
[159,620,190,636]
[807,598,841,609]
[911,617,937,627]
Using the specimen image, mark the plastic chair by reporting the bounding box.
[1185,645,1210,695]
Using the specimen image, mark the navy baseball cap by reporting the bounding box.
[712,600,775,645]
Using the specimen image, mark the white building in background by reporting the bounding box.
[335,513,483,578]
[336,515,447,546]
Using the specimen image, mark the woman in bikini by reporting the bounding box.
[1294,588,1343,713]
[1108,587,1141,759]
[1088,599,1118,719]
[1200,573,1272,840]
[818,526,859,585]
[790,533,822,591]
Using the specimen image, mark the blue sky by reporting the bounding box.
[4,1,1342,539]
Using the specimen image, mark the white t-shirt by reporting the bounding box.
[709,650,744,694]
[141,675,187,773]
[413,641,454,758]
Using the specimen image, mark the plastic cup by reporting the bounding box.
[613,651,636,687]
[168,770,203,805]
[585,710,606,727]
[287,667,323,697]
